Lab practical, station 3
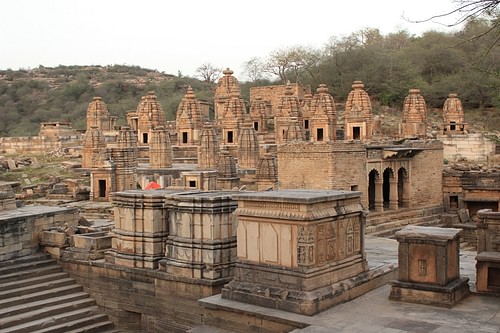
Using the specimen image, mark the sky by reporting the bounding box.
[0,0,463,80]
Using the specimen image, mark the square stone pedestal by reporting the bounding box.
[221,190,393,316]
[389,226,470,308]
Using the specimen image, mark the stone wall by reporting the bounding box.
[277,141,368,207]
[408,141,444,207]
[58,259,222,332]
[438,133,495,163]
[0,135,82,154]
[250,83,311,115]
[0,206,78,261]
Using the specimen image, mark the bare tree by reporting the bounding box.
[242,57,267,82]
[261,46,321,83]
[195,63,222,85]
[406,0,499,56]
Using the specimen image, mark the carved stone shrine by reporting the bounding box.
[222,189,372,316]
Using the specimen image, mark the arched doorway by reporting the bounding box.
[383,168,394,209]
[368,169,379,211]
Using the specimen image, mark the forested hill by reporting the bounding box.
[0,65,216,136]
[0,17,499,137]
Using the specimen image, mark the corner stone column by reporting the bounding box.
[389,179,398,210]
[375,179,384,212]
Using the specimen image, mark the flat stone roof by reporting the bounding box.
[395,225,462,240]
[233,189,362,203]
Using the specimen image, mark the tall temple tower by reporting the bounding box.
[176,86,203,145]
[401,88,427,138]
[344,81,373,141]
[310,84,337,142]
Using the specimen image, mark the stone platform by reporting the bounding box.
[195,236,499,333]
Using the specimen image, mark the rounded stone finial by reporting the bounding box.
[223,68,234,76]
[352,81,364,89]
[185,86,195,99]
[317,84,329,94]
[284,85,294,96]
[409,88,420,95]
[448,93,458,98]
[147,91,155,95]
[93,96,102,101]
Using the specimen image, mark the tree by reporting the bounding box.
[260,46,321,83]
[242,57,267,82]
[407,0,499,58]
[194,63,222,85]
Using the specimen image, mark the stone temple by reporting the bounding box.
[0,69,499,332]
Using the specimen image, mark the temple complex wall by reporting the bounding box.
[250,83,311,114]
[407,141,444,207]
[0,135,82,154]
[438,133,496,163]
[0,205,78,261]
[277,142,368,207]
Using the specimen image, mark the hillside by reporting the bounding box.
[0,65,215,136]
[0,65,498,137]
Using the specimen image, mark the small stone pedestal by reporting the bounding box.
[222,189,379,316]
[389,226,470,307]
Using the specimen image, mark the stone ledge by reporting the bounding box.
[220,263,396,316]
[389,277,470,308]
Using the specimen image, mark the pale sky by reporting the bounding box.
[0,0,462,80]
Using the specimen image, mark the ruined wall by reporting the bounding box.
[409,141,444,207]
[0,135,82,154]
[250,83,311,115]
[0,206,78,261]
[438,133,495,163]
[277,142,368,207]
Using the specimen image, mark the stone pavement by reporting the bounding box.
[198,235,499,333]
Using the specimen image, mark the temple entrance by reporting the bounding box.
[98,180,106,198]
[353,126,361,140]
[383,168,393,209]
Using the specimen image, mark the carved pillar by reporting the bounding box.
[389,179,399,210]
[375,179,384,212]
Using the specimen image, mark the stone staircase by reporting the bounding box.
[366,205,444,237]
[0,253,118,333]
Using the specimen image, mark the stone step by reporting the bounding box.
[0,306,103,333]
[0,253,51,268]
[0,272,69,292]
[0,264,64,284]
[0,298,97,329]
[64,321,117,333]
[0,259,57,276]
[0,291,90,319]
[0,284,83,309]
[0,277,76,299]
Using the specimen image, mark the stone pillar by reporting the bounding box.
[389,226,470,307]
[375,179,384,212]
[389,179,398,210]
[402,178,411,208]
